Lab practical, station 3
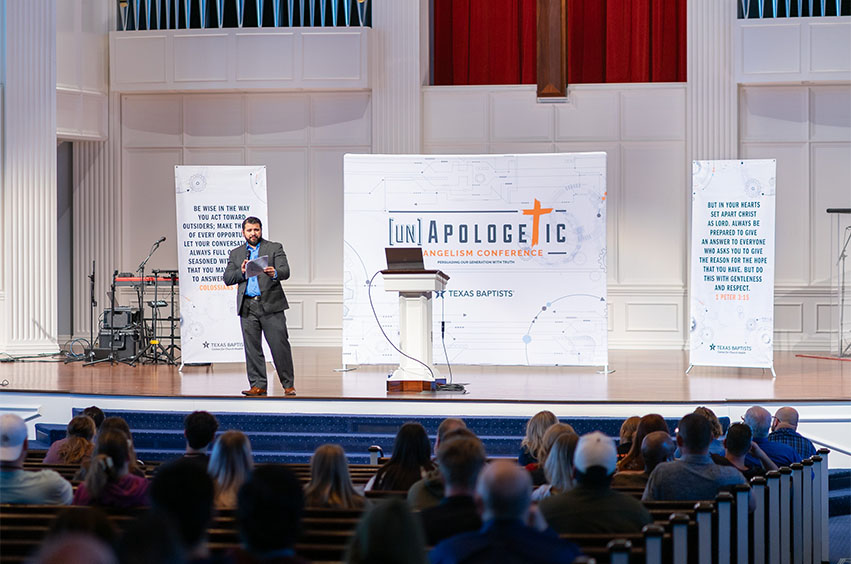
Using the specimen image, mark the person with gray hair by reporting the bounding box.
[742,406,799,467]
[768,406,817,460]
[429,460,580,564]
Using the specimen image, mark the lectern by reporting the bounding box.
[381,269,449,392]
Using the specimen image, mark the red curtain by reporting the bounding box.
[433,0,686,85]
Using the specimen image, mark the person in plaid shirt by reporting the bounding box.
[768,407,817,461]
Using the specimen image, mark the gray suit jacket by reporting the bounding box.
[223,239,290,315]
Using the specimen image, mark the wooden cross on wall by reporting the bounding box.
[537,0,568,100]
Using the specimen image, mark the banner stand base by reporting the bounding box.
[334,365,358,373]
[687,364,777,380]
[597,365,614,375]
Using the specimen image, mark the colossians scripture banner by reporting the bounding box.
[343,153,609,367]
[175,165,268,364]
[690,159,776,368]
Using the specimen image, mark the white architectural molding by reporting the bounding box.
[371,0,429,153]
[688,0,738,160]
[735,17,851,83]
[1,0,59,354]
[109,28,370,92]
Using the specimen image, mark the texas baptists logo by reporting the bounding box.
[387,199,570,259]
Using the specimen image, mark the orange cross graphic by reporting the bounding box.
[522,199,553,246]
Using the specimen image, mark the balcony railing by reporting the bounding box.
[117,0,371,31]
[739,0,850,18]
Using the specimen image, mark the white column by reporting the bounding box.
[72,94,121,338]
[1,0,59,354]
[370,0,429,154]
[688,0,737,160]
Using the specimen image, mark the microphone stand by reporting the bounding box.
[134,238,165,364]
[87,260,96,361]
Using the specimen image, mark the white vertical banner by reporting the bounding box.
[175,165,268,364]
[690,159,776,368]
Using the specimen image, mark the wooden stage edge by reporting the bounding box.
[0,348,848,405]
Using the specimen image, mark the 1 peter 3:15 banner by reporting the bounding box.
[690,160,776,368]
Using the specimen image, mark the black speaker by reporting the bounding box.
[98,330,139,360]
[102,307,140,330]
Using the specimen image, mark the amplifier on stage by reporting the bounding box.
[98,330,139,360]
[102,307,140,330]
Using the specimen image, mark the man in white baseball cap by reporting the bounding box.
[539,431,653,534]
[0,413,73,504]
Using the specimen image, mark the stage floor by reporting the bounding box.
[1,348,848,404]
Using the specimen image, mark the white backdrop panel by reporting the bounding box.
[343,153,608,367]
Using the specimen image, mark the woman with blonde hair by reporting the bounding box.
[305,444,368,509]
[43,415,96,465]
[532,433,579,501]
[207,430,253,509]
[518,410,558,467]
[617,416,641,456]
[72,429,149,507]
[693,406,726,456]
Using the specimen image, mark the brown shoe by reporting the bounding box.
[284,387,297,396]
[241,386,267,397]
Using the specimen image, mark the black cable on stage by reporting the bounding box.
[436,291,466,393]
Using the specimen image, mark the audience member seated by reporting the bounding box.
[46,507,118,553]
[617,416,641,456]
[304,443,369,510]
[346,498,428,564]
[419,435,487,546]
[73,429,150,508]
[643,413,751,509]
[83,406,106,433]
[0,413,73,504]
[31,533,118,564]
[532,433,578,501]
[208,430,254,509]
[75,416,146,480]
[518,410,557,467]
[117,511,186,564]
[408,418,467,510]
[713,422,776,479]
[540,432,652,535]
[234,465,309,564]
[692,406,726,456]
[768,406,817,460]
[366,422,435,492]
[742,406,799,467]
[43,415,96,465]
[151,459,218,563]
[617,413,669,471]
[180,411,219,470]
[611,430,675,489]
[527,423,576,486]
[429,460,581,564]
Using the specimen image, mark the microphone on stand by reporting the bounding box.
[155,236,166,244]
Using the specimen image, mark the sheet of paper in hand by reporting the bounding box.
[245,255,269,278]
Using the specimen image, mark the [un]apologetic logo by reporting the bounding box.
[387,199,566,249]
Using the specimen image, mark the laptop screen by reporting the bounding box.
[384,247,425,271]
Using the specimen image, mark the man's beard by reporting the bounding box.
[246,235,260,245]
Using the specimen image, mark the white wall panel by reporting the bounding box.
[619,143,686,285]
[310,93,371,146]
[302,32,363,80]
[621,88,686,141]
[490,91,553,142]
[247,148,310,284]
[816,303,836,333]
[489,143,554,154]
[183,95,244,146]
[740,143,809,286]
[742,24,802,74]
[311,149,349,283]
[740,87,808,141]
[625,303,679,332]
[809,22,851,73]
[316,302,344,330]
[121,148,183,272]
[423,90,489,144]
[245,94,309,146]
[236,33,295,81]
[775,303,804,333]
[555,90,619,141]
[112,35,168,84]
[810,86,851,141]
[183,147,244,165]
[811,143,851,285]
[174,34,229,82]
[122,95,183,146]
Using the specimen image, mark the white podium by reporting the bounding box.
[381,269,449,392]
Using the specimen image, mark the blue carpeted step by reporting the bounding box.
[829,489,850,517]
[829,469,850,490]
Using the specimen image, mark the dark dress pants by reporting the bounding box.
[240,298,295,390]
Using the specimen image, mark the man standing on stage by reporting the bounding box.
[223,217,296,397]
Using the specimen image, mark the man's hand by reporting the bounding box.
[241,259,248,274]
[263,266,276,277]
